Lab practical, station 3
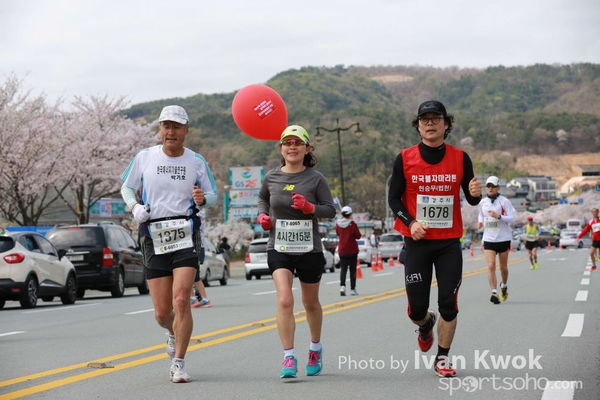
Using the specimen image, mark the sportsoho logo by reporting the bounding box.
[439,375,583,395]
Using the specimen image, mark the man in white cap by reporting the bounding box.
[120,105,218,383]
[477,176,515,304]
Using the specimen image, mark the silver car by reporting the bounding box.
[200,240,228,286]
[374,233,404,261]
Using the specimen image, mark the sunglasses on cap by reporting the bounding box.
[486,184,499,188]
[280,138,307,146]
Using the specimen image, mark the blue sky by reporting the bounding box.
[1,0,599,106]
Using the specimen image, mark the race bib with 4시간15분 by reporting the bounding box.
[149,218,193,255]
[415,195,454,228]
[274,219,313,253]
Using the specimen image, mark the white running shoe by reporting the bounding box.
[170,362,191,383]
[165,333,176,359]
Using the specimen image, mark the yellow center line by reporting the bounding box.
[0,256,527,399]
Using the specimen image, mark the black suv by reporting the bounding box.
[46,223,148,298]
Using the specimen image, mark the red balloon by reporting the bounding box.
[232,84,288,141]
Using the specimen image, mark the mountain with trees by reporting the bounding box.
[124,63,600,220]
[1,64,598,227]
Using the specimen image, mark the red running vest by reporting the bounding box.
[394,144,464,240]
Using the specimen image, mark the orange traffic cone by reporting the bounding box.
[356,258,363,279]
[510,245,514,253]
[377,253,384,270]
[469,244,474,257]
[371,253,377,272]
[389,255,395,267]
[479,244,483,252]
[547,241,551,250]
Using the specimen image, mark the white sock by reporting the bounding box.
[309,341,322,351]
[284,348,295,358]
[202,298,210,302]
[492,289,498,294]
[172,358,184,367]
[500,283,507,289]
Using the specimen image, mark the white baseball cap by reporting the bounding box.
[341,206,353,215]
[159,105,188,125]
[485,176,500,187]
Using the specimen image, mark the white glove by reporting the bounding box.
[132,204,150,223]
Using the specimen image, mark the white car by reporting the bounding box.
[559,230,592,249]
[323,249,335,273]
[0,231,77,309]
[510,233,523,251]
[244,238,269,280]
[244,237,334,279]
[334,238,374,267]
[200,240,228,286]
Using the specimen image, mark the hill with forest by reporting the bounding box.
[123,63,600,218]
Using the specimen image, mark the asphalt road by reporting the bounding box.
[0,247,598,399]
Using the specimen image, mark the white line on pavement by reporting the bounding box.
[374,272,394,277]
[580,278,590,285]
[253,288,297,295]
[541,381,577,400]
[23,303,101,313]
[125,308,155,315]
[575,291,588,302]
[561,314,584,337]
[0,331,26,337]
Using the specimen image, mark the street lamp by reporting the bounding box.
[314,119,363,207]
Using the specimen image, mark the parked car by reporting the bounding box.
[510,233,522,251]
[334,238,374,267]
[323,249,335,273]
[0,231,77,309]
[559,230,592,249]
[244,238,270,280]
[537,230,560,248]
[200,240,228,286]
[375,233,404,261]
[244,237,334,279]
[46,223,147,298]
[461,236,473,250]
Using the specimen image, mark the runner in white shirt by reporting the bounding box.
[120,105,217,383]
[477,176,515,304]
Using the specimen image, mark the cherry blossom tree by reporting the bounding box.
[55,95,158,223]
[0,75,73,225]
[0,75,158,226]
[205,219,254,252]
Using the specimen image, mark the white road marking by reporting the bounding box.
[23,303,101,313]
[583,270,590,276]
[561,314,584,337]
[0,331,26,337]
[541,381,578,399]
[253,288,297,295]
[125,308,155,315]
[575,291,588,302]
[580,278,590,285]
[374,272,394,277]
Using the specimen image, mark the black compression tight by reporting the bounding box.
[404,237,462,322]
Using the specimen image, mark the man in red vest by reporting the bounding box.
[388,100,482,378]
